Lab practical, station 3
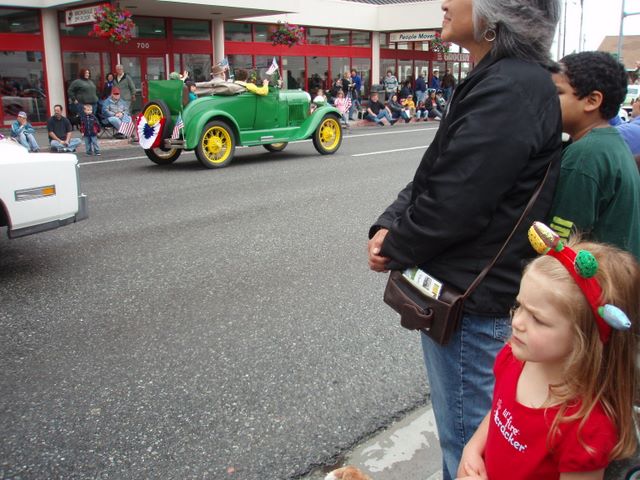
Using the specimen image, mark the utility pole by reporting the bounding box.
[617,0,640,65]
[578,0,584,52]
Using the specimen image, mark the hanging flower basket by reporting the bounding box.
[270,22,304,47]
[89,3,135,45]
[431,32,451,53]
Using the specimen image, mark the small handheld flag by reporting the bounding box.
[171,114,184,140]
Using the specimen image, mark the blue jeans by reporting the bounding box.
[15,132,39,151]
[50,138,82,152]
[421,314,511,480]
[84,135,100,154]
[366,110,393,124]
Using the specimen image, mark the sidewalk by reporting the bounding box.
[0,116,435,153]
[0,126,134,153]
[300,404,443,480]
[299,401,638,480]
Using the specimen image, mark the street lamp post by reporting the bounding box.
[617,0,640,65]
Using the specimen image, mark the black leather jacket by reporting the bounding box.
[370,54,562,316]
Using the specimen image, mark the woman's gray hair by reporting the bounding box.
[473,0,560,66]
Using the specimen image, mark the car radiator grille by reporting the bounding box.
[288,104,306,125]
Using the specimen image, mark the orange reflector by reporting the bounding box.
[41,186,56,196]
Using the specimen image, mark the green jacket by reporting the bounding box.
[67,78,98,105]
[114,73,137,103]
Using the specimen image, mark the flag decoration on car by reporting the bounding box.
[171,114,184,140]
[118,117,137,138]
[266,57,279,76]
[138,115,165,149]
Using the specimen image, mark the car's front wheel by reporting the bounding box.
[195,120,236,169]
[312,115,342,155]
[145,147,182,165]
[263,142,288,152]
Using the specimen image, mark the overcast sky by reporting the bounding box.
[557,0,640,56]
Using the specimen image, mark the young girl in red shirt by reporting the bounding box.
[458,222,639,480]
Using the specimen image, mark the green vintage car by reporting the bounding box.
[139,80,343,168]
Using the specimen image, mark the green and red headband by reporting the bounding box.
[528,222,631,343]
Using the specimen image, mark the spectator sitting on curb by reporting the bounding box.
[365,92,395,126]
[103,87,131,138]
[402,96,416,118]
[616,97,640,170]
[11,111,39,152]
[415,99,429,121]
[47,104,81,152]
[387,93,411,123]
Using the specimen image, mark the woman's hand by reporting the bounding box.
[368,228,391,272]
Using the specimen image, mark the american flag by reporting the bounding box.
[345,92,352,111]
[171,114,184,140]
[118,117,137,138]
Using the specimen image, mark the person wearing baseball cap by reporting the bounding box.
[10,111,39,152]
[103,86,131,138]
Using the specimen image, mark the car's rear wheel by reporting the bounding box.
[263,142,288,152]
[196,120,236,168]
[145,147,182,165]
[312,115,342,155]
[140,100,172,151]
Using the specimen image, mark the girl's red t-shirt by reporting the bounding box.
[484,345,617,479]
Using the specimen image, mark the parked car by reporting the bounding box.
[0,141,88,239]
[622,84,640,114]
[139,79,344,168]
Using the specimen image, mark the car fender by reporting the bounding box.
[295,105,343,140]
[183,106,240,150]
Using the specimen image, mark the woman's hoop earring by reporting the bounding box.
[483,29,497,42]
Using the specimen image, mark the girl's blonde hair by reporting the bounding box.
[525,240,639,459]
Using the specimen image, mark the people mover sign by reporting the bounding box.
[65,6,100,26]
[389,31,436,43]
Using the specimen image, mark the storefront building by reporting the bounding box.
[0,0,470,126]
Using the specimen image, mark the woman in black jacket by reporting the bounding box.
[367,0,562,478]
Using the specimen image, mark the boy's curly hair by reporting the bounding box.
[560,51,628,120]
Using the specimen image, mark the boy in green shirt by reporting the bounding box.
[550,51,640,259]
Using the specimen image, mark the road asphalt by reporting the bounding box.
[3,121,638,480]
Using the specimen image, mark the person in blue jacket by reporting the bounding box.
[11,111,39,152]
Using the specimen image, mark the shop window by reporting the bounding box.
[415,61,429,81]
[225,22,251,42]
[1,51,46,126]
[379,33,388,49]
[182,54,211,82]
[398,60,413,84]
[254,24,274,43]
[380,59,396,83]
[330,57,350,92]
[352,57,370,96]
[58,11,91,36]
[307,28,328,46]
[396,42,411,50]
[415,42,429,51]
[330,30,349,46]
[228,55,253,76]
[282,56,304,90]
[62,52,103,96]
[0,9,40,34]
[307,56,328,95]
[134,17,166,38]
[352,31,370,46]
[255,55,273,78]
[173,53,181,73]
[173,19,210,40]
